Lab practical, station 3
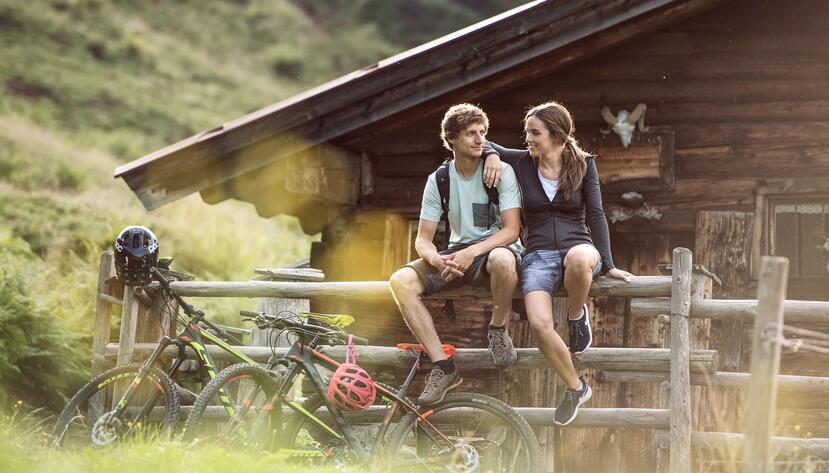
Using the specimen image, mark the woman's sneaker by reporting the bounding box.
[553,376,592,426]
[487,327,518,368]
[568,304,593,355]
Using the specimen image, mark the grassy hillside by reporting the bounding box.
[0,0,522,412]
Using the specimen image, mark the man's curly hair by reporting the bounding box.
[440,103,489,151]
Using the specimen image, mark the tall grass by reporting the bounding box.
[0,404,349,473]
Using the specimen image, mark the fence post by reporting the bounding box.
[117,286,141,367]
[92,251,118,375]
[250,267,323,347]
[90,251,120,417]
[741,257,788,473]
[670,247,692,473]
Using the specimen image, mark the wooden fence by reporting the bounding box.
[91,248,829,472]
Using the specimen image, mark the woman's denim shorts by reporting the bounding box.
[520,247,602,295]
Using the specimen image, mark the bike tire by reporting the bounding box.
[52,364,180,448]
[182,362,279,447]
[385,392,540,473]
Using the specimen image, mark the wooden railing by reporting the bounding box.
[91,248,829,473]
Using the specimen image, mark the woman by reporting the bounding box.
[482,101,633,426]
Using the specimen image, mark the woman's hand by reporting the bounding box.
[483,153,502,188]
[607,267,634,283]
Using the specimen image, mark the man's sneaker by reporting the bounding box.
[568,304,593,355]
[553,376,592,426]
[417,365,462,406]
[488,328,518,368]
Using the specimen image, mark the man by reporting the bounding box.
[388,103,523,406]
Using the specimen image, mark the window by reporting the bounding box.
[770,199,829,278]
[380,213,447,277]
[407,220,448,261]
[765,196,829,300]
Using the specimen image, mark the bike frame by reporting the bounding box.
[109,313,265,428]
[253,338,452,463]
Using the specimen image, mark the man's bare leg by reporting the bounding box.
[389,267,446,363]
[486,247,518,327]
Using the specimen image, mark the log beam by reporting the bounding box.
[598,370,829,395]
[104,344,718,373]
[180,405,669,429]
[631,298,829,324]
[160,275,671,300]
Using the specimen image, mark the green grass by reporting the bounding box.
[0,404,352,473]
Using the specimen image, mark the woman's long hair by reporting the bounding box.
[524,101,590,200]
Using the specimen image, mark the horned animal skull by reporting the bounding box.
[600,103,650,148]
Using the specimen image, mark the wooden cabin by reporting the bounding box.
[116,0,829,470]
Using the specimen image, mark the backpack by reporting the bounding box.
[435,157,500,248]
[433,157,500,322]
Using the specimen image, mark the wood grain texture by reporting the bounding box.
[631,298,829,324]
[104,343,718,373]
[670,248,692,473]
[742,257,788,473]
[161,276,672,299]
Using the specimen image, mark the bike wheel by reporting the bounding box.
[182,363,279,448]
[385,392,540,473]
[52,364,180,448]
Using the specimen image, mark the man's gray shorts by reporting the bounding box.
[404,244,520,297]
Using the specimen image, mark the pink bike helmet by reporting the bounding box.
[327,336,376,411]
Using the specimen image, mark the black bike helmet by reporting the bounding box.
[114,226,159,285]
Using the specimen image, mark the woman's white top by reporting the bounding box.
[537,170,559,201]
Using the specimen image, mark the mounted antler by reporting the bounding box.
[626,103,650,132]
[600,103,650,148]
[601,107,617,127]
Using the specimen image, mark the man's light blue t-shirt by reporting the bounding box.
[420,160,522,253]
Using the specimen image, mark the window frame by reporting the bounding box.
[752,189,829,284]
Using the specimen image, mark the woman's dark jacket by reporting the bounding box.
[484,141,615,273]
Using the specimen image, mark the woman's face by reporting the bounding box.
[524,115,562,159]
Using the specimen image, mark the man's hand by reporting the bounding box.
[440,258,463,282]
[483,153,502,188]
[440,249,475,280]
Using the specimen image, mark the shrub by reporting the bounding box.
[267,44,304,79]
[0,250,88,412]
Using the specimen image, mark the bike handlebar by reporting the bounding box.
[149,267,203,317]
[239,310,368,345]
[149,267,243,345]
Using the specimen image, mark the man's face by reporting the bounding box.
[450,122,486,159]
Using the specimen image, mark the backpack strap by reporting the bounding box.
[483,167,500,230]
[435,158,452,217]
[434,158,456,322]
[435,158,453,249]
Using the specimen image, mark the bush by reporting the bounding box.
[267,44,304,79]
[0,250,88,412]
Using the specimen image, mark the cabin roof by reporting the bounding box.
[115,0,724,212]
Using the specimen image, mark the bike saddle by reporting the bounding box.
[396,343,457,358]
[299,311,355,328]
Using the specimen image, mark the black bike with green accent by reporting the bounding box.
[52,266,265,448]
[184,310,540,472]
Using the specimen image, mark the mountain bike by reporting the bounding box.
[184,310,540,472]
[51,266,264,447]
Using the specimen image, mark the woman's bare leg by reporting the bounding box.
[563,244,599,319]
[524,291,580,389]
